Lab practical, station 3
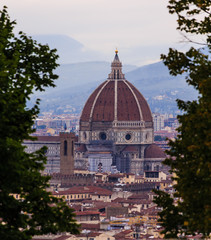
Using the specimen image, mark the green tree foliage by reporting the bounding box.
[153,0,211,238]
[0,6,79,240]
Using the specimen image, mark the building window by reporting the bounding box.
[125,133,132,141]
[98,162,103,173]
[83,132,87,140]
[99,132,107,140]
[154,165,159,171]
[71,141,74,156]
[64,140,67,156]
[117,70,119,79]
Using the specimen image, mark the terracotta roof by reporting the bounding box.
[87,232,101,237]
[32,236,70,240]
[144,144,166,158]
[76,144,87,152]
[25,136,60,142]
[128,194,149,200]
[94,201,121,209]
[113,229,133,239]
[122,145,138,152]
[112,198,144,205]
[53,186,112,196]
[80,223,100,230]
[75,211,100,216]
[76,232,101,238]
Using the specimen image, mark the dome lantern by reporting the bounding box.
[108,50,125,80]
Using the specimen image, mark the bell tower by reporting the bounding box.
[60,132,75,175]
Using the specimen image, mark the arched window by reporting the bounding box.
[154,165,159,171]
[71,141,74,156]
[64,140,67,156]
[98,162,103,173]
[117,70,119,79]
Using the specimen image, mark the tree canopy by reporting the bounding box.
[153,0,211,238]
[0,6,79,240]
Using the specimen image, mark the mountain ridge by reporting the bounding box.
[29,60,197,115]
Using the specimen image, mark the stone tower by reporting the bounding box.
[60,132,75,175]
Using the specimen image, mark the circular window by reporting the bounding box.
[99,132,107,140]
[125,133,132,141]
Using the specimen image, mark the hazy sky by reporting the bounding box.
[0,0,194,65]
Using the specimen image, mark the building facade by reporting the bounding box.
[152,113,165,131]
[23,132,75,174]
[75,51,165,175]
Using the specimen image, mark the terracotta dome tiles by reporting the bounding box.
[92,81,115,122]
[80,81,106,122]
[80,79,152,123]
[144,144,166,158]
[126,81,152,122]
[117,81,140,121]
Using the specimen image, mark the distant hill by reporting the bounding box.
[32,34,105,64]
[29,60,198,115]
[29,61,138,112]
[27,35,205,115]
[54,61,137,90]
[127,61,188,95]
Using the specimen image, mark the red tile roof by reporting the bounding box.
[128,194,149,200]
[75,211,100,216]
[144,144,166,158]
[76,144,87,152]
[32,236,70,240]
[53,186,112,196]
[122,145,138,152]
[113,229,133,239]
[80,223,100,230]
[25,136,60,142]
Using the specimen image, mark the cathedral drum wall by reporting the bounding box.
[114,128,153,145]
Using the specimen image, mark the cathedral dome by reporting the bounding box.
[76,51,165,175]
[80,51,152,123]
[144,144,166,158]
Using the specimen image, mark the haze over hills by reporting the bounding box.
[29,34,198,115]
[30,61,197,115]
[54,61,137,89]
[33,34,105,64]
